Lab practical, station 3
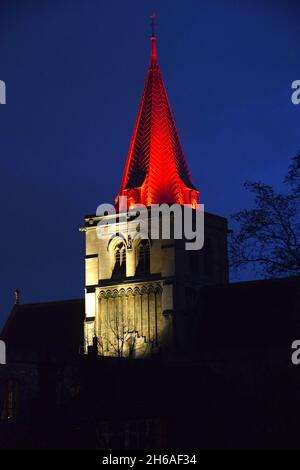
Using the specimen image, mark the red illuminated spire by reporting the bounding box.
[116,19,199,209]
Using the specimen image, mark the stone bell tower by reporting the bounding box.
[81,29,228,358]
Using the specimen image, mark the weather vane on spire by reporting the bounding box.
[150,12,157,37]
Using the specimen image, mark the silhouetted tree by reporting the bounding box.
[96,310,152,358]
[230,153,300,277]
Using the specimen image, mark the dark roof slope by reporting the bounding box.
[0,299,84,362]
[197,276,300,350]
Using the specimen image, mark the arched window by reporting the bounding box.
[136,240,150,275]
[0,379,19,420]
[112,242,126,279]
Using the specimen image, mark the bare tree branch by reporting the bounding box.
[229,154,300,278]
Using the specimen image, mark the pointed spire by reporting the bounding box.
[116,20,199,209]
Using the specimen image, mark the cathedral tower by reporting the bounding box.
[82,28,228,358]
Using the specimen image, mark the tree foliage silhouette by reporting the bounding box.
[230,153,300,277]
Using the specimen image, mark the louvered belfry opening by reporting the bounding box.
[136,239,151,275]
[112,242,127,279]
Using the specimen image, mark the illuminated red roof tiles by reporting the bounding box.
[116,35,199,209]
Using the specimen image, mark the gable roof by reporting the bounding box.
[0,299,84,362]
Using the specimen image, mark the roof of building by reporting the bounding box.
[0,298,84,362]
[197,276,300,350]
[116,33,199,208]
[1,276,299,363]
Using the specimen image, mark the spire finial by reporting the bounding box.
[14,288,20,305]
[150,12,156,37]
[149,12,157,63]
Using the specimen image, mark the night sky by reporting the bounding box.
[0,0,299,327]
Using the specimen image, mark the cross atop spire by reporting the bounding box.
[116,25,199,209]
[150,11,156,37]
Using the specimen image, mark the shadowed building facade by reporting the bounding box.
[1,28,299,451]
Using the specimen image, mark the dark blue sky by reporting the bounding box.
[0,0,299,326]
